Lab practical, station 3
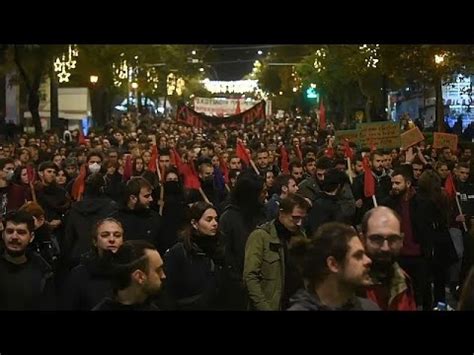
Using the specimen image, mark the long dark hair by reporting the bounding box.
[180,201,216,251]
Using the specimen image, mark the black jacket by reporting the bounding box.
[158,193,188,256]
[0,250,55,310]
[35,183,70,222]
[219,204,266,281]
[352,171,391,224]
[308,192,345,236]
[63,195,119,268]
[30,224,59,268]
[61,251,115,310]
[114,207,162,247]
[287,289,380,311]
[164,239,224,310]
[104,172,125,204]
[92,297,159,311]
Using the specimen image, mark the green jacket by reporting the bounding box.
[243,220,306,311]
[298,176,320,202]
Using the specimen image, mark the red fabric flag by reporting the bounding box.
[325,147,334,159]
[26,165,36,185]
[170,148,183,170]
[280,146,290,174]
[78,127,86,145]
[319,99,326,130]
[123,155,133,182]
[219,156,229,184]
[148,145,159,173]
[445,172,457,200]
[235,99,241,114]
[295,145,303,162]
[180,161,201,190]
[236,140,251,165]
[343,139,354,160]
[71,164,87,201]
[363,155,375,198]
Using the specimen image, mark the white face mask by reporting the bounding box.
[88,163,101,174]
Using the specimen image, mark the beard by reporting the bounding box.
[5,244,27,258]
[134,201,149,211]
[368,253,396,283]
[392,187,407,196]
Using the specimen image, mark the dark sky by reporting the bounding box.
[204,45,267,81]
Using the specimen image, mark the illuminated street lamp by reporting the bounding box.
[90,75,99,84]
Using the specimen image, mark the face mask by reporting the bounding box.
[5,170,14,181]
[88,163,101,174]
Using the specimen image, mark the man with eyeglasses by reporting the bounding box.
[361,206,416,310]
[243,194,310,310]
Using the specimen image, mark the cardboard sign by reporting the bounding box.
[357,122,400,149]
[401,127,425,150]
[335,130,359,145]
[433,132,458,152]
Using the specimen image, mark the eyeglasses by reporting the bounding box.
[367,234,403,247]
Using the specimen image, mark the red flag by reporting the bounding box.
[343,139,354,160]
[235,99,241,114]
[180,161,201,190]
[295,145,303,162]
[78,127,86,145]
[319,99,326,130]
[26,165,36,184]
[170,148,183,170]
[236,140,251,165]
[219,155,229,184]
[363,156,375,198]
[280,146,289,174]
[123,155,133,182]
[148,145,159,173]
[71,164,87,201]
[325,147,334,159]
[445,172,457,200]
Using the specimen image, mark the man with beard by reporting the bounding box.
[264,174,299,221]
[287,222,378,311]
[353,150,392,224]
[115,177,162,249]
[0,211,55,310]
[361,207,416,310]
[298,157,332,203]
[289,161,304,185]
[93,240,165,311]
[380,165,429,309]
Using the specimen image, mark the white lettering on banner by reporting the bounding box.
[193,97,271,117]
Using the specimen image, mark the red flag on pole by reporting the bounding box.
[343,139,354,160]
[295,145,303,162]
[71,164,87,201]
[363,156,375,198]
[280,146,289,174]
[325,147,335,159]
[148,145,159,173]
[123,155,133,182]
[445,172,457,200]
[236,140,251,166]
[219,156,229,184]
[26,165,36,185]
[319,99,326,130]
[78,127,86,145]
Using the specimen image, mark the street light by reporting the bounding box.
[434,54,445,65]
[131,82,138,89]
[199,67,205,72]
[257,50,263,55]
[192,50,197,55]
[90,75,98,84]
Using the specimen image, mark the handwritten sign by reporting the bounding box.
[335,130,359,145]
[401,127,425,150]
[433,132,458,152]
[357,122,400,149]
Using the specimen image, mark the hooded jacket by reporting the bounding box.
[287,289,380,311]
[63,196,118,268]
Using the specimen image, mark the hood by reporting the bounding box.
[288,289,321,310]
[73,197,115,215]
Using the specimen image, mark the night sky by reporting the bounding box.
[204,45,267,81]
